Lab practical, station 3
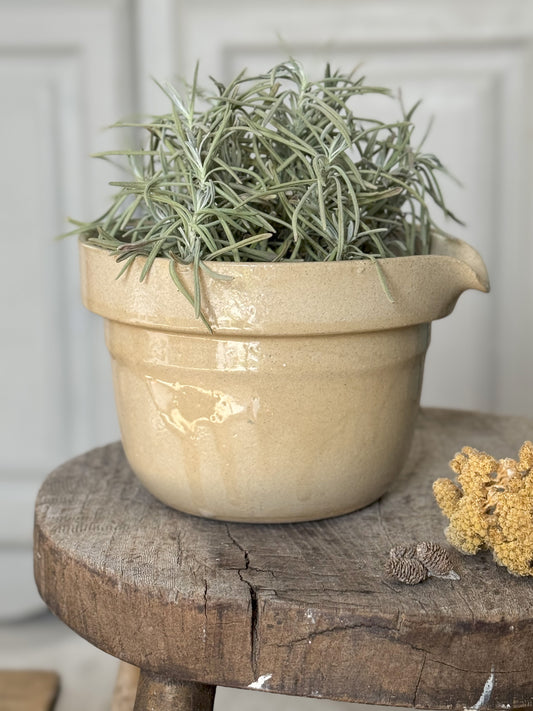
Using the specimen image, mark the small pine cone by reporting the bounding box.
[416,541,460,580]
[386,555,428,585]
[389,544,417,560]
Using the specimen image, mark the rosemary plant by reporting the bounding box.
[70,59,460,325]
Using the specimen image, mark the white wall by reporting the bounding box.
[1,0,532,618]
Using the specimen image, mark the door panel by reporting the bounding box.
[0,0,131,618]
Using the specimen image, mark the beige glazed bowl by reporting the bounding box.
[80,235,489,523]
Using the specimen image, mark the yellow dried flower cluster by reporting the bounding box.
[433,441,533,576]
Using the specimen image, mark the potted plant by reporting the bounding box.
[72,59,489,523]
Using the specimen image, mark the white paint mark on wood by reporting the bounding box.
[305,608,316,624]
[465,668,495,711]
[248,674,272,690]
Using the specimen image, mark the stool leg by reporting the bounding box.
[133,670,216,711]
[111,663,140,710]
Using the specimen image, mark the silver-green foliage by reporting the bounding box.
[70,59,460,317]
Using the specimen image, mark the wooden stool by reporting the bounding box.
[34,409,533,710]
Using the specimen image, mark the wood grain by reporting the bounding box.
[34,409,533,709]
[0,670,59,711]
[133,673,215,711]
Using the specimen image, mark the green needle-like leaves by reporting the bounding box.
[70,59,461,321]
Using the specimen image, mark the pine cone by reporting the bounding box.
[386,555,428,585]
[389,544,417,560]
[416,541,460,580]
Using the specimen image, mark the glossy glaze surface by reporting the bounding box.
[105,323,428,521]
[80,235,489,522]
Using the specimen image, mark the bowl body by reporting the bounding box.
[105,320,428,521]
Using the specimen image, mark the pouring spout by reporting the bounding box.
[431,234,490,294]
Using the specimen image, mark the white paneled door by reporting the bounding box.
[1,0,532,618]
[0,0,131,618]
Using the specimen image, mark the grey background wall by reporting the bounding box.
[1,0,532,619]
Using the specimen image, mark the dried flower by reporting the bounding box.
[433,477,462,518]
[519,441,533,471]
[433,441,533,576]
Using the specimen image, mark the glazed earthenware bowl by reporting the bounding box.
[80,234,489,522]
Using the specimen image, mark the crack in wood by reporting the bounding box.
[224,524,259,678]
[398,644,530,677]
[203,580,208,630]
[413,652,427,706]
[271,620,397,648]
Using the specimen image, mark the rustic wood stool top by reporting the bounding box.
[34,409,533,710]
